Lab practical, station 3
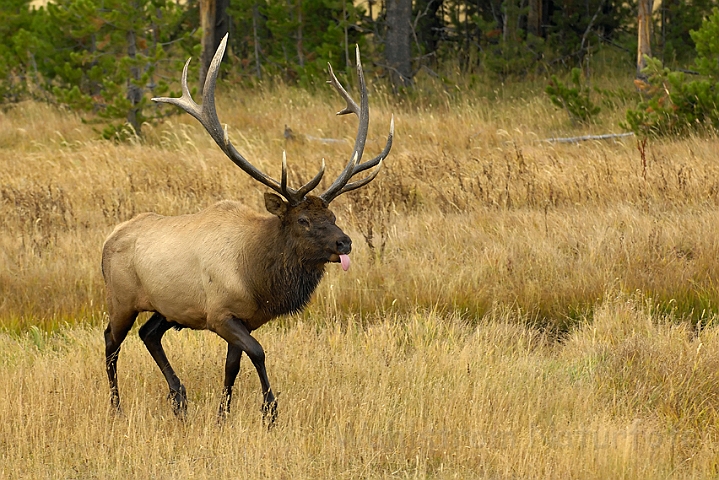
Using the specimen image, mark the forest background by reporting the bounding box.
[1,0,719,138]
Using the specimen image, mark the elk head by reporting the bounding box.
[152,35,394,271]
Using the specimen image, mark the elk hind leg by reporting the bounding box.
[105,308,138,412]
[218,343,243,419]
[139,312,188,416]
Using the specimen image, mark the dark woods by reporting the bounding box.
[0,0,714,137]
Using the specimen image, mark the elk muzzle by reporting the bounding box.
[330,234,352,271]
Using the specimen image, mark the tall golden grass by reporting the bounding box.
[2,299,718,478]
[1,73,719,477]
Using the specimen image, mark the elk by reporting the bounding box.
[101,35,393,423]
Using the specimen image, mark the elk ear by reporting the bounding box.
[264,192,288,218]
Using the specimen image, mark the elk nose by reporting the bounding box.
[337,236,352,254]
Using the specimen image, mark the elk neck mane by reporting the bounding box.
[248,216,326,320]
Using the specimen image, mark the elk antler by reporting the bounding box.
[152,34,324,206]
[319,46,394,204]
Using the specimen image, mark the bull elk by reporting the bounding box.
[101,35,393,423]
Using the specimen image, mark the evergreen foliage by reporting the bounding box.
[228,0,366,86]
[1,0,717,139]
[691,7,719,78]
[546,68,600,124]
[0,0,194,138]
[660,0,717,63]
[545,0,630,60]
[471,14,546,79]
[42,0,192,139]
[0,0,42,102]
[623,9,719,137]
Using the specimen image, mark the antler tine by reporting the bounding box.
[351,115,394,176]
[151,58,202,121]
[296,159,326,198]
[280,151,326,200]
[320,46,372,203]
[152,36,229,150]
[327,63,359,116]
[280,151,288,195]
[337,160,383,195]
[333,115,393,196]
[153,34,324,206]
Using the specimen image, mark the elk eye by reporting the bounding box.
[298,217,310,227]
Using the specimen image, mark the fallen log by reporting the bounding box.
[542,132,635,144]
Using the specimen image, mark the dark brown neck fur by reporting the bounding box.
[249,218,326,321]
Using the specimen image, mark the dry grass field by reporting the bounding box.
[1,69,719,478]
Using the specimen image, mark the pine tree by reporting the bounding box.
[623,11,719,137]
[40,0,192,139]
[0,0,42,102]
[229,0,365,85]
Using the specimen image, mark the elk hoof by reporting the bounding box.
[109,389,123,415]
[262,399,278,428]
[217,396,231,422]
[217,387,232,422]
[168,385,188,417]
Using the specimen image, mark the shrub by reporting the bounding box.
[623,58,719,136]
[623,9,719,137]
[546,67,601,124]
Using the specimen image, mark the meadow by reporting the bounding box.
[1,63,719,478]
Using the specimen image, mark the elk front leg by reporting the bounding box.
[139,313,188,416]
[218,343,243,418]
[212,318,277,426]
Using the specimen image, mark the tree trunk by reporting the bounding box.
[637,0,653,78]
[527,0,542,37]
[252,2,262,79]
[385,0,412,89]
[413,0,444,56]
[297,0,305,67]
[126,28,142,136]
[216,0,230,47]
[200,0,229,88]
[502,0,521,44]
[343,0,350,67]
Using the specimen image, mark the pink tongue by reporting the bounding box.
[339,254,350,271]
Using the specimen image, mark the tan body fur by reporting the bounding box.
[103,201,275,333]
